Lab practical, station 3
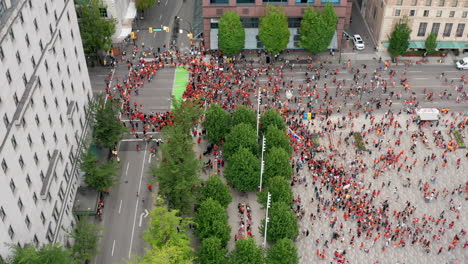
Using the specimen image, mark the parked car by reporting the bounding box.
[353,35,365,50]
[456,57,468,70]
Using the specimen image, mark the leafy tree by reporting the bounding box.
[224,147,260,191]
[199,175,232,208]
[425,32,437,54]
[218,11,245,56]
[77,0,116,58]
[299,4,338,54]
[267,238,299,264]
[195,199,231,247]
[140,244,193,264]
[84,160,119,192]
[259,109,286,135]
[223,123,258,160]
[70,216,101,263]
[264,147,292,183]
[203,103,231,144]
[229,238,264,264]
[260,202,298,243]
[196,237,228,264]
[258,5,290,54]
[92,96,127,149]
[153,124,200,214]
[388,19,411,57]
[258,176,293,208]
[171,98,203,135]
[231,105,257,129]
[8,244,73,264]
[135,0,156,11]
[265,125,292,155]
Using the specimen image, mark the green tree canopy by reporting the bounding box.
[259,109,286,135]
[299,4,338,54]
[195,199,231,247]
[70,216,102,263]
[218,11,245,56]
[224,147,261,191]
[388,19,411,57]
[265,125,292,155]
[8,244,73,264]
[84,160,119,192]
[425,32,437,54]
[139,244,193,264]
[258,176,294,208]
[229,238,264,264]
[135,0,156,11]
[171,99,203,135]
[263,147,292,183]
[261,202,298,243]
[92,96,127,149]
[223,123,258,160]
[196,237,228,264]
[266,238,299,264]
[231,105,257,129]
[259,5,290,54]
[77,0,116,58]
[199,175,232,208]
[203,103,231,144]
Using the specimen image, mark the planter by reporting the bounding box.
[353,132,366,150]
[452,130,466,148]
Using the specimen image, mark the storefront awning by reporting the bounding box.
[382,41,468,49]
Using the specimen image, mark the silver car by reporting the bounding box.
[353,34,365,50]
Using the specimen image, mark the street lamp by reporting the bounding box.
[339,32,346,64]
[259,137,266,191]
[256,88,261,138]
[263,192,271,246]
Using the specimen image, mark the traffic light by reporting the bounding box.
[131,32,135,39]
[149,27,153,33]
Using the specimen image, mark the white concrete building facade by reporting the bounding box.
[0,0,93,260]
[101,0,136,42]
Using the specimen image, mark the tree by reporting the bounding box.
[229,238,264,264]
[199,175,232,208]
[223,123,258,160]
[260,202,298,243]
[263,147,292,183]
[258,176,293,208]
[218,11,245,56]
[231,105,257,129]
[8,244,73,264]
[259,109,286,135]
[203,103,231,144]
[77,0,116,58]
[196,237,228,264]
[299,4,337,54]
[84,160,119,192]
[425,32,437,54]
[92,96,127,149]
[388,19,411,57]
[171,98,203,135]
[195,199,231,247]
[135,0,156,11]
[224,147,260,191]
[70,216,101,263]
[258,5,290,54]
[267,238,299,264]
[265,125,292,155]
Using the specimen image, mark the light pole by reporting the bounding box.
[259,137,266,191]
[256,88,261,138]
[263,192,271,246]
[175,16,193,34]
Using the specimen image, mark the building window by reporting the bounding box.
[18,155,24,169]
[34,153,39,164]
[33,193,38,204]
[439,0,445,5]
[4,113,9,127]
[27,134,32,146]
[23,74,28,86]
[396,0,403,3]
[0,206,5,221]
[0,0,6,17]
[53,132,58,143]
[35,114,40,125]
[465,0,468,6]
[237,0,256,2]
[0,46,4,60]
[17,198,24,211]
[11,136,17,149]
[33,235,39,246]
[26,174,32,187]
[296,0,314,2]
[426,0,432,5]
[436,10,442,17]
[443,23,453,36]
[423,10,429,16]
[40,212,45,225]
[99,8,107,17]
[256,35,264,48]
[294,34,301,48]
[6,70,12,84]
[449,11,455,17]
[395,9,401,16]
[263,0,288,2]
[411,0,418,5]
[288,17,302,28]
[9,179,16,193]
[31,56,36,68]
[33,18,38,30]
[241,18,259,28]
[8,226,14,239]
[452,0,458,6]
[1,159,8,173]
[9,28,14,40]
[46,227,53,242]
[210,0,229,3]
[25,216,31,229]
[456,23,465,37]
[409,10,416,16]
[25,34,30,47]
[418,22,428,36]
[463,11,468,18]
[41,133,46,144]
[39,40,43,51]
[16,51,21,64]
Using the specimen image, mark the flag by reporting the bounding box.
[288,127,302,141]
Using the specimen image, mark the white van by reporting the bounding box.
[456,57,468,70]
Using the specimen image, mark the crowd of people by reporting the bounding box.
[104,40,467,263]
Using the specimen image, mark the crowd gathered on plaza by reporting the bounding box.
[104,43,467,263]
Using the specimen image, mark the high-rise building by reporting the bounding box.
[359,0,468,50]
[99,0,136,42]
[0,0,93,260]
[202,0,353,50]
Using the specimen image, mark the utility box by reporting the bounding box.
[416,108,440,121]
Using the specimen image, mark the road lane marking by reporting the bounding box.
[165,0,168,6]
[159,14,162,20]
[118,200,122,214]
[126,162,129,175]
[148,154,152,163]
[139,210,149,227]
[111,240,115,256]
[128,143,148,258]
